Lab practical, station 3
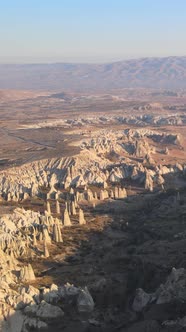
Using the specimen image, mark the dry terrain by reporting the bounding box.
[1,87,186,331]
[0,56,186,91]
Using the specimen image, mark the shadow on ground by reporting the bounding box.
[5,188,186,331]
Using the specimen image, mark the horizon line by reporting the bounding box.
[0,54,186,66]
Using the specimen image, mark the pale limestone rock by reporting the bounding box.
[118,187,127,198]
[38,232,43,242]
[135,139,150,157]
[30,182,38,197]
[176,163,183,171]
[49,173,58,188]
[24,300,64,320]
[145,171,154,192]
[43,227,51,244]
[143,153,155,166]
[114,187,119,199]
[74,197,78,208]
[46,201,51,215]
[164,147,169,155]
[71,201,76,215]
[87,189,94,201]
[79,209,86,225]
[76,191,80,202]
[23,192,30,200]
[56,200,60,214]
[48,215,54,227]
[63,208,72,226]
[7,193,12,202]
[94,192,98,200]
[43,284,59,304]
[110,190,114,199]
[19,264,35,282]
[103,189,109,199]
[46,192,50,200]
[43,239,49,258]
[70,187,74,195]
[156,174,164,186]
[103,181,108,189]
[33,229,37,246]
[4,310,25,332]
[64,174,72,189]
[55,191,60,200]
[100,190,105,201]
[53,223,63,243]
[109,171,118,183]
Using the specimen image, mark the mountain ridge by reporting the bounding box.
[0,56,186,91]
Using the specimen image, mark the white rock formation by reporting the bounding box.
[53,223,63,243]
[79,209,86,225]
[56,200,60,214]
[43,240,49,258]
[46,201,51,214]
[19,264,35,282]
[63,208,72,227]
[71,201,76,215]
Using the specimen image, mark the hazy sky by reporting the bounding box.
[0,0,186,63]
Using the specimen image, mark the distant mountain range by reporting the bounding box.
[0,56,186,91]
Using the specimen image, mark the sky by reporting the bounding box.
[0,0,186,63]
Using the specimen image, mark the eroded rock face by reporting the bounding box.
[145,170,154,192]
[77,287,94,313]
[133,267,186,312]
[28,113,186,129]
[46,201,51,214]
[0,282,94,332]
[0,124,185,332]
[43,240,49,258]
[0,127,183,202]
[19,264,35,282]
[135,140,151,158]
[52,223,63,243]
[24,300,64,320]
[56,200,60,214]
[132,288,153,312]
[71,201,76,215]
[79,209,86,225]
[131,267,186,330]
[63,208,72,226]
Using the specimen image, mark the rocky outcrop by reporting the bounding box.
[63,208,72,227]
[135,140,151,157]
[56,200,60,214]
[24,300,64,320]
[19,264,35,282]
[0,282,94,332]
[46,201,51,214]
[52,222,63,243]
[79,209,86,225]
[0,138,183,202]
[71,201,76,215]
[43,240,49,258]
[77,287,94,313]
[145,170,154,192]
[133,267,186,312]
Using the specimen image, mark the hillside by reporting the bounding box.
[0,56,186,91]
